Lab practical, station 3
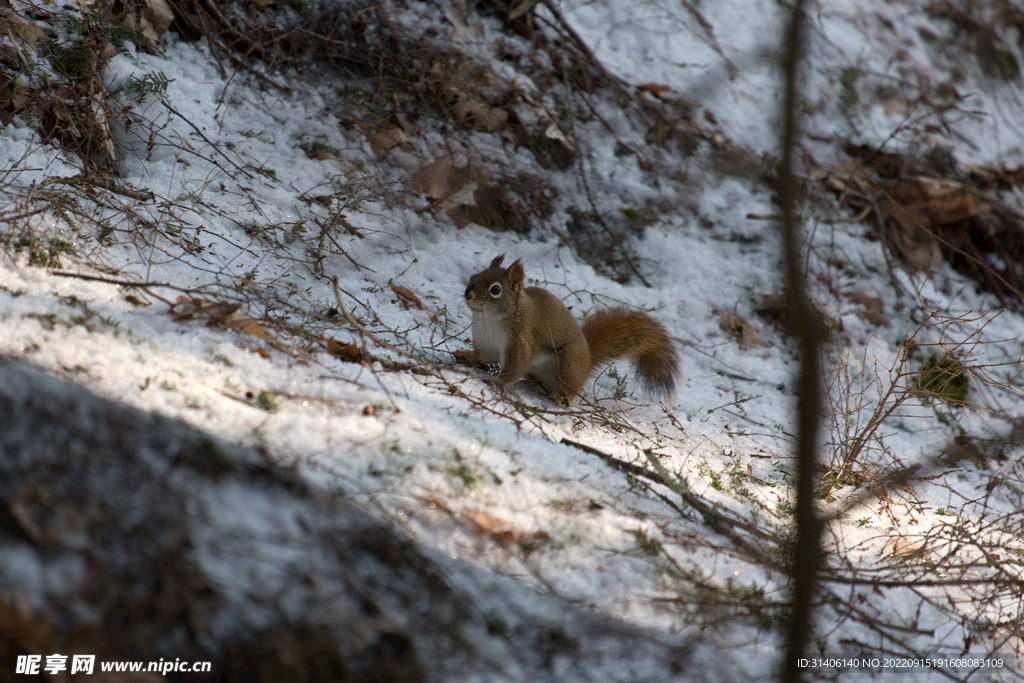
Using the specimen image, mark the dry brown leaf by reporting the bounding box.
[844,290,887,325]
[389,281,425,309]
[327,337,362,361]
[170,297,288,349]
[2,8,45,51]
[345,117,374,135]
[139,0,174,43]
[226,316,274,341]
[464,510,517,546]
[543,122,574,150]
[715,308,769,349]
[392,114,422,138]
[389,281,438,321]
[892,177,992,225]
[637,83,671,95]
[453,91,507,132]
[367,124,411,153]
[412,156,489,207]
[169,297,241,322]
[893,538,924,559]
[413,155,466,199]
[878,197,943,272]
[413,156,513,229]
[844,290,883,311]
[442,0,484,40]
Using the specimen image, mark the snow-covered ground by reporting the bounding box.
[2,0,1023,679]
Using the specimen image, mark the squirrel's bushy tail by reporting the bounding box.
[582,308,680,398]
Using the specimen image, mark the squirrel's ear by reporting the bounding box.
[490,254,505,268]
[507,260,524,288]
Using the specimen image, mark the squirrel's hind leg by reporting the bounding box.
[531,344,588,405]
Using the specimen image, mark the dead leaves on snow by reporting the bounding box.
[715,308,769,350]
[412,154,489,227]
[411,154,544,232]
[169,296,289,354]
[388,281,426,310]
[426,496,551,550]
[326,337,362,362]
[814,143,1024,306]
[3,1,174,165]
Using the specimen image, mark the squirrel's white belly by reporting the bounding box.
[472,312,509,364]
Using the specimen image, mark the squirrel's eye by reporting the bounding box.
[488,283,502,298]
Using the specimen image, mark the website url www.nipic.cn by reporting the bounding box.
[16,655,212,676]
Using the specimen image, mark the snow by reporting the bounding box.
[2,0,1024,679]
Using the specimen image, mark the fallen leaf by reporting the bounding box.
[3,9,45,51]
[413,155,465,199]
[844,290,887,325]
[844,290,883,310]
[453,90,508,132]
[637,83,671,95]
[878,197,943,272]
[392,114,422,138]
[464,510,517,546]
[226,315,275,341]
[715,308,769,349]
[891,177,992,226]
[170,297,288,350]
[366,123,411,153]
[442,0,484,40]
[327,337,362,361]
[543,122,575,151]
[412,156,493,228]
[389,282,425,309]
[169,297,241,322]
[893,538,924,559]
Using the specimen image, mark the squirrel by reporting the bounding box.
[460,255,680,405]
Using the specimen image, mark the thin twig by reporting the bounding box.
[161,99,254,179]
[52,174,155,202]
